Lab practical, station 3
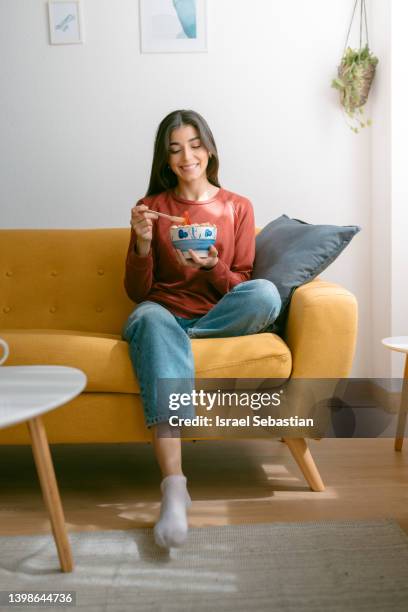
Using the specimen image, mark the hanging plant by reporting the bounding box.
[331,0,379,133]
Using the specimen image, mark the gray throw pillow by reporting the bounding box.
[252,214,361,334]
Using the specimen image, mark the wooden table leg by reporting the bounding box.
[27,416,73,572]
[395,356,408,451]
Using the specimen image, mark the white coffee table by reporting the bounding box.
[0,366,87,572]
[382,336,408,451]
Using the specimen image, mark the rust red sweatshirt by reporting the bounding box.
[124,187,255,318]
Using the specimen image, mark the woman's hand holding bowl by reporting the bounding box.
[175,245,218,270]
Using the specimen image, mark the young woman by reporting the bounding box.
[122,110,281,549]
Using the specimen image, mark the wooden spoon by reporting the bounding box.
[150,210,185,224]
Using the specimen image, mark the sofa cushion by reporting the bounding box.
[0,228,135,336]
[1,329,292,393]
[252,214,361,333]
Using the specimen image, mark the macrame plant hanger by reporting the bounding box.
[343,0,369,59]
[333,0,378,132]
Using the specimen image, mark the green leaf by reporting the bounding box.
[341,44,379,68]
[331,78,345,90]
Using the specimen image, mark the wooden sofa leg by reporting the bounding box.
[283,437,325,492]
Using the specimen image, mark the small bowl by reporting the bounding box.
[170,224,217,259]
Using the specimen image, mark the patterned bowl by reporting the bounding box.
[170,224,217,259]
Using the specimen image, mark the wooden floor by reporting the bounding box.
[1,439,407,536]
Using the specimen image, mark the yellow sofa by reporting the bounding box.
[0,228,358,491]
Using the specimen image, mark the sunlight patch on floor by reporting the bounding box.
[272,487,338,500]
[260,463,290,475]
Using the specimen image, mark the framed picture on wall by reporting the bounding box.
[48,1,84,45]
[139,0,207,53]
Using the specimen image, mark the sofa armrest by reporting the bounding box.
[283,279,358,378]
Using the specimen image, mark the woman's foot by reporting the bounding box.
[154,474,192,549]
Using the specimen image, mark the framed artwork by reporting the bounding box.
[139,0,207,53]
[48,1,84,45]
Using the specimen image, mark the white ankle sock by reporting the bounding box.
[154,474,192,549]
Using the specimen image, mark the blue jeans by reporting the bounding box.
[121,279,281,427]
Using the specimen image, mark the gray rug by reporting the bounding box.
[1,520,408,612]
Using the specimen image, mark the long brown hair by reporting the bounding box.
[146,110,220,197]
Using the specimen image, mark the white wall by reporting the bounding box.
[370,0,408,379]
[371,0,391,378]
[390,0,408,377]
[0,0,373,375]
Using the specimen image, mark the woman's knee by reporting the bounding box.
[246,278,282,319]
[122,301,173,342]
